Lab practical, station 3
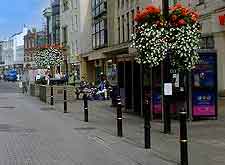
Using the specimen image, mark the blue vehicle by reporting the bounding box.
[5,70,17,81]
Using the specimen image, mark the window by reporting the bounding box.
[118,0,120,8]
[74,0,78,9]
[126,0,129,9]
[122,15,125,42]
[92,19,107,49]
[200,36,214,49]
[75,15,78,31]
[126,12,130,41]
[75,40,78,53]
[118,17,120,43]
[63,0,69,11]
[198,0,204,5]
[131,9,135,34]
[92,0,96,9]
[63,26,68,45]
[121,0,124,8]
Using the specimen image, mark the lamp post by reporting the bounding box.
[162,0,171,134]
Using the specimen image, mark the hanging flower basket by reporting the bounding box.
[131,3,201,71]
[34,47,64,69]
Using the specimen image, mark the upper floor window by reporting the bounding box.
[63,0,69,11]
[126,0,129,9]
[121,0,124,8]
[197,0,204,5]
[92,0,106,18]
[200,36,214,49]
[74,0,78,9]
[75,15,78,31]
[62,26,68,45]
[131,9,135,34]
[92,19,107,49]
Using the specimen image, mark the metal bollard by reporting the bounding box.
[180,108,188,165]
[117,96,123,137]
[84,93,88,122]
[64,86,68,113]
[144,99,151,149]
[50,85,54,106]
[164,99,171,134]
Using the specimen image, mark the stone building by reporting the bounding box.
[192,0,225,94]
[24,29,47,69]
[60,0,90,81]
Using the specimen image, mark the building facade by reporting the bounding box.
[80,0,225,114]
[24,29,47,69]
[43,0,60,45]
[0,41,4,66]
[60,0,90,81]
[192,0,225,94]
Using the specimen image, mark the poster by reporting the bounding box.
[193,55,216,88]
[192,91,216,116]
[152,92,161,114]
[192,53,217,117]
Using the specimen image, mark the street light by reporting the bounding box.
[162,0,171,134]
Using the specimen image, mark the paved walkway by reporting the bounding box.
[0,91,175,164]
[54,99,225,165]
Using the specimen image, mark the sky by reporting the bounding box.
[0,0,50,40]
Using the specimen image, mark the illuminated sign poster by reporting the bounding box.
[192,53,217,117]
[152,92,161,114]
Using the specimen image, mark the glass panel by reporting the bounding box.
[100,30,105,45]
[100,20,104,30]
[92,24,95,34]
[92,34,96,48]
[207,37,214,49]
[96,32,100,47]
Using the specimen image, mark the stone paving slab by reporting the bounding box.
[0,91,175,165]
[54,99,225,165]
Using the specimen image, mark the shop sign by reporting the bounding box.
[218,15,225,25]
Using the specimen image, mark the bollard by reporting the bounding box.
[83,93,88,122]
[180,108,188,165]
[144,99,151,149]
[50,85,54,106]
[64,86,68,113]
[117,96,123,137]
[164,99,171,134]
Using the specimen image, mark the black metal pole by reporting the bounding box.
[144,99,151,149]
[64,86,68,113]
[162,0,171,134]
[50,85,54,106]
[84,93,88,122]
[117,96,123,137]
[180,108,188,165]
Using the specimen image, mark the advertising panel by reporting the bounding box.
[192,53,217,118]
[192,91,216,116]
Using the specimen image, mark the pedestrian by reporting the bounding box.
[21,70,30,95]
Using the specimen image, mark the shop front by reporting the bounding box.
[151,51,218,120]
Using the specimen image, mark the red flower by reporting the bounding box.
[145,4,161,14]
[134,11,143,22]
[178,19,186,26]
[175,2,183,8]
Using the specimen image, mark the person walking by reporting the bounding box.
[22,70,30,95]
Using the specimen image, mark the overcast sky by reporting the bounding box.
[0,0,50,40]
